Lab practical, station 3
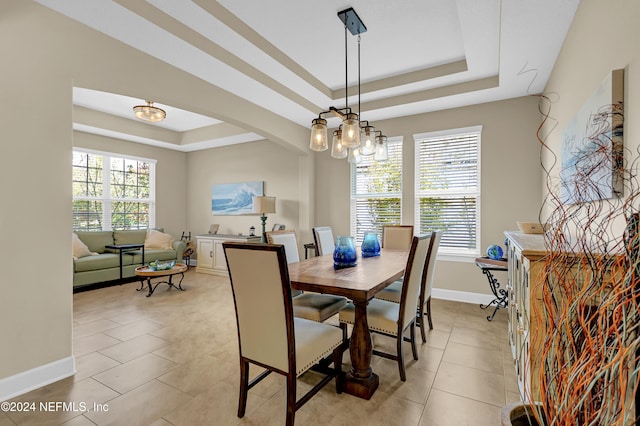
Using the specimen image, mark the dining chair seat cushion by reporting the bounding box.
[293,317,343,376]
[293,293,348,322]
[339,299,401,336]
[374,280,402,303]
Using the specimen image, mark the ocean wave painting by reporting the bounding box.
[212,181,264,215]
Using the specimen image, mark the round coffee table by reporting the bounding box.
[135,263,188,297]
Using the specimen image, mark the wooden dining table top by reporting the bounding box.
[288,249,408,303]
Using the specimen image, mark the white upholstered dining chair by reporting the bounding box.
[312,226,335,256]
[376,231,442,342]
[223,242,343,426]
[266,229,348,324]
[338,234,432,381]
[382,225,414,250]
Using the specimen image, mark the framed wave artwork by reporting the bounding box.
[211,181,264,215]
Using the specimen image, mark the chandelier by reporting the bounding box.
[309,7,388,164]
[133,100,166,123]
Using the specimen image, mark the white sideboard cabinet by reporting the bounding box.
[504,231,546,401]
[195,234,261,276]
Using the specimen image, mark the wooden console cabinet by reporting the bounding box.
[195,234,261,276]
[504,231,546,401]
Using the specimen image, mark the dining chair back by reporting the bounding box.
[312,226,335,256]
[375,230,441,342]
[267,229,347,323]
[382,225,414,250]
[223,242,343,426]
[265,230,300,263]
[417,230,442,341]
[338,234,432,381]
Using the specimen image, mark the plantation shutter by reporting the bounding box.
[414,127,481,256]
[350,139,403,243]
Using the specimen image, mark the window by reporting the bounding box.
[350,138,403,243]
[72,149,156,231]
[414,126,481,258]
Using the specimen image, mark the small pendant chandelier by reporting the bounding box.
[309,7,387,163]
[133,100,166,123]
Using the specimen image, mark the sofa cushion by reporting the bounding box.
[145,229,174,250]
[72,232,96,259]
[74,253,120,272]
[114,229,147,245]
[75,231,113,254]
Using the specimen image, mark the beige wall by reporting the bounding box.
[0,2,74,380]
[315,96,542,294]
[0,0,303,391]
[542,0,640,234]
[0,0,559,397]
[186,140,304,242]
[73,132,188,238]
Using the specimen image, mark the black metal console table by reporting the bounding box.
[475,257,508,321]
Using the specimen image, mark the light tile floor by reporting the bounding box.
[3,270,520,425]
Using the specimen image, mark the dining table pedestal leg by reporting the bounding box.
[343,300,379,400]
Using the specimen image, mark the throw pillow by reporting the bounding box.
[73,232,96,258]
[145,229,174,250]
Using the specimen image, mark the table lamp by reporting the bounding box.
[253,196,276,243]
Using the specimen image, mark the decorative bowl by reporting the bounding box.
[148,260,176,271]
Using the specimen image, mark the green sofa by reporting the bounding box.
[73,229,186,288]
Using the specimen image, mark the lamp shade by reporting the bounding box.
[341,113,361,148]
[253,196,276,214]
[360,125,375,155]
[309,118,328,151]
[374,135,388,161]
[331,129,347,159]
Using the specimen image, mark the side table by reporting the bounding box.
[105,243,145,280]
[475,257,508,321]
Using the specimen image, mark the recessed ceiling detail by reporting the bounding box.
[36,0,580,152]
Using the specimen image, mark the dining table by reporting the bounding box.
[287,249,408,400]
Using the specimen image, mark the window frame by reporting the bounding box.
[350,137,403,244]
[72,148,156,231]
[414,126,482,261]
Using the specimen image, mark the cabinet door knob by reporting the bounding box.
[210,251,213,257]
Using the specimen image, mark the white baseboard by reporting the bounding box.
[0,356,75,402]
[431,288,495,306]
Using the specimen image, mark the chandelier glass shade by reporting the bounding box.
[341,113,361,148]
[309,7,387,163]
[374,135,388,161]
[360,125,376,155]
[310,118,328,151]
[348,147,362,164]
[133,101,166,123]
[331,129,347,159]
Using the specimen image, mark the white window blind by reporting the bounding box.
[73,149,156,231]
[414,127,481,257]
[350,139,403,243]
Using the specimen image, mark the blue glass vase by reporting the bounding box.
[333,236,357,269]
[361,232,381,258]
